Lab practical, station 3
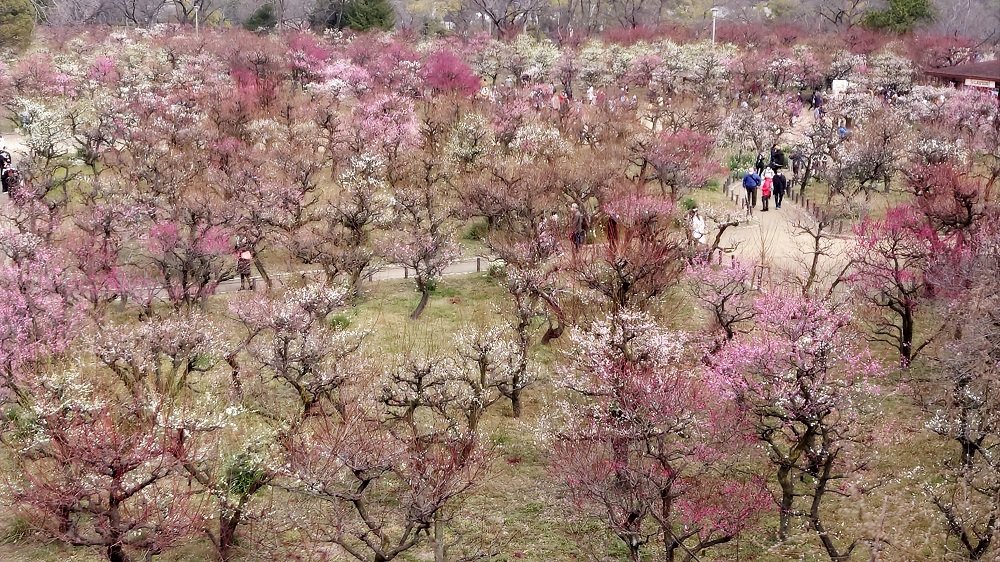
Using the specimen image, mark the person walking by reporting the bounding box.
[790,146,805,180]
[773,170,787,209]
[742,168,761,214]
[754,152,768,176]
[237,249,253,290]
[690,208,707,245]
[570,203,586,249]
[769,144,787,172]
[0,146,11,173]
[761,169,773,211]
[1,167,20,195]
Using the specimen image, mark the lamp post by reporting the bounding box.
[194,3,200,34]
[711,7,719,45]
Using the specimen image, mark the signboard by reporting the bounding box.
[966,78,997,89]
[831,79,854,96]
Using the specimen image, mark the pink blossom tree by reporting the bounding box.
[643,128,721,201]
[686,258,756,342]
[291,154,391,295]
[552,309,768,562]
[281,407,488,562]
[385,152,461,320]
[711,294,883,557]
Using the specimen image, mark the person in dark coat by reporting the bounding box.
[769,144,787,172]
[790,146,805,179]
[773,171,787,209]
[0,147,11,173]
[2,168,21,195]
[754,153,767,176]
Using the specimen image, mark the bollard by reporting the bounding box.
[404,267,408,279]
[476,257,481,272]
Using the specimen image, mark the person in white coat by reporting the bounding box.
[690,208,707,245]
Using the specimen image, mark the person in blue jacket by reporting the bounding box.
[742,168,761,211]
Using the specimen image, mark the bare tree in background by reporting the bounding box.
[930,0,1000,43]
[118,0,168,25]
[44,0,167,25]
[812,0,871,30]
[467,0,546,36]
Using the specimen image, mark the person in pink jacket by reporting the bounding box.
[761,168,774,211]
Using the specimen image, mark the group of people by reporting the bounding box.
[742,144,790,213]
[0,143,21,196]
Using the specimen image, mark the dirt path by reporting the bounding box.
[712,111,852,280]
[217,256,495,294]
[1,130,27,157]
[716,189,851,280]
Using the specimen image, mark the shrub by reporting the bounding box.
[328,313,352,330]
[464,220,489,241]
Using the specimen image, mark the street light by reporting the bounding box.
[711,7,720,45]
[194,3,200,34]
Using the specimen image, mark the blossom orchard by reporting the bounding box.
[0,25,999,562]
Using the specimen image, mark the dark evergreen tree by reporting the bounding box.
[864,0,933,33]
[244,3,277,31]
[342,0,393,31]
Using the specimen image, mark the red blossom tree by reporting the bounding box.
[12,387,197,562]
[569,193,685,312]
[422,50,482,99]
[849,205,947,365]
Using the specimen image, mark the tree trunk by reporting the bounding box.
[777,465,795,541]
[541,321,563,344]
[510,384,522,418]
[348,268,364,299]
[809,454,855,562]
[800,162,814,194]
[107,543,131,562]
[900,310,914,367]
[217,510,241,561]
[468,404,482,432]
[252,255,272,290]
[410,288,430,320]
[433,514,447,562]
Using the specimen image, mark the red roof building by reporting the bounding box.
[927,60,1000,92]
